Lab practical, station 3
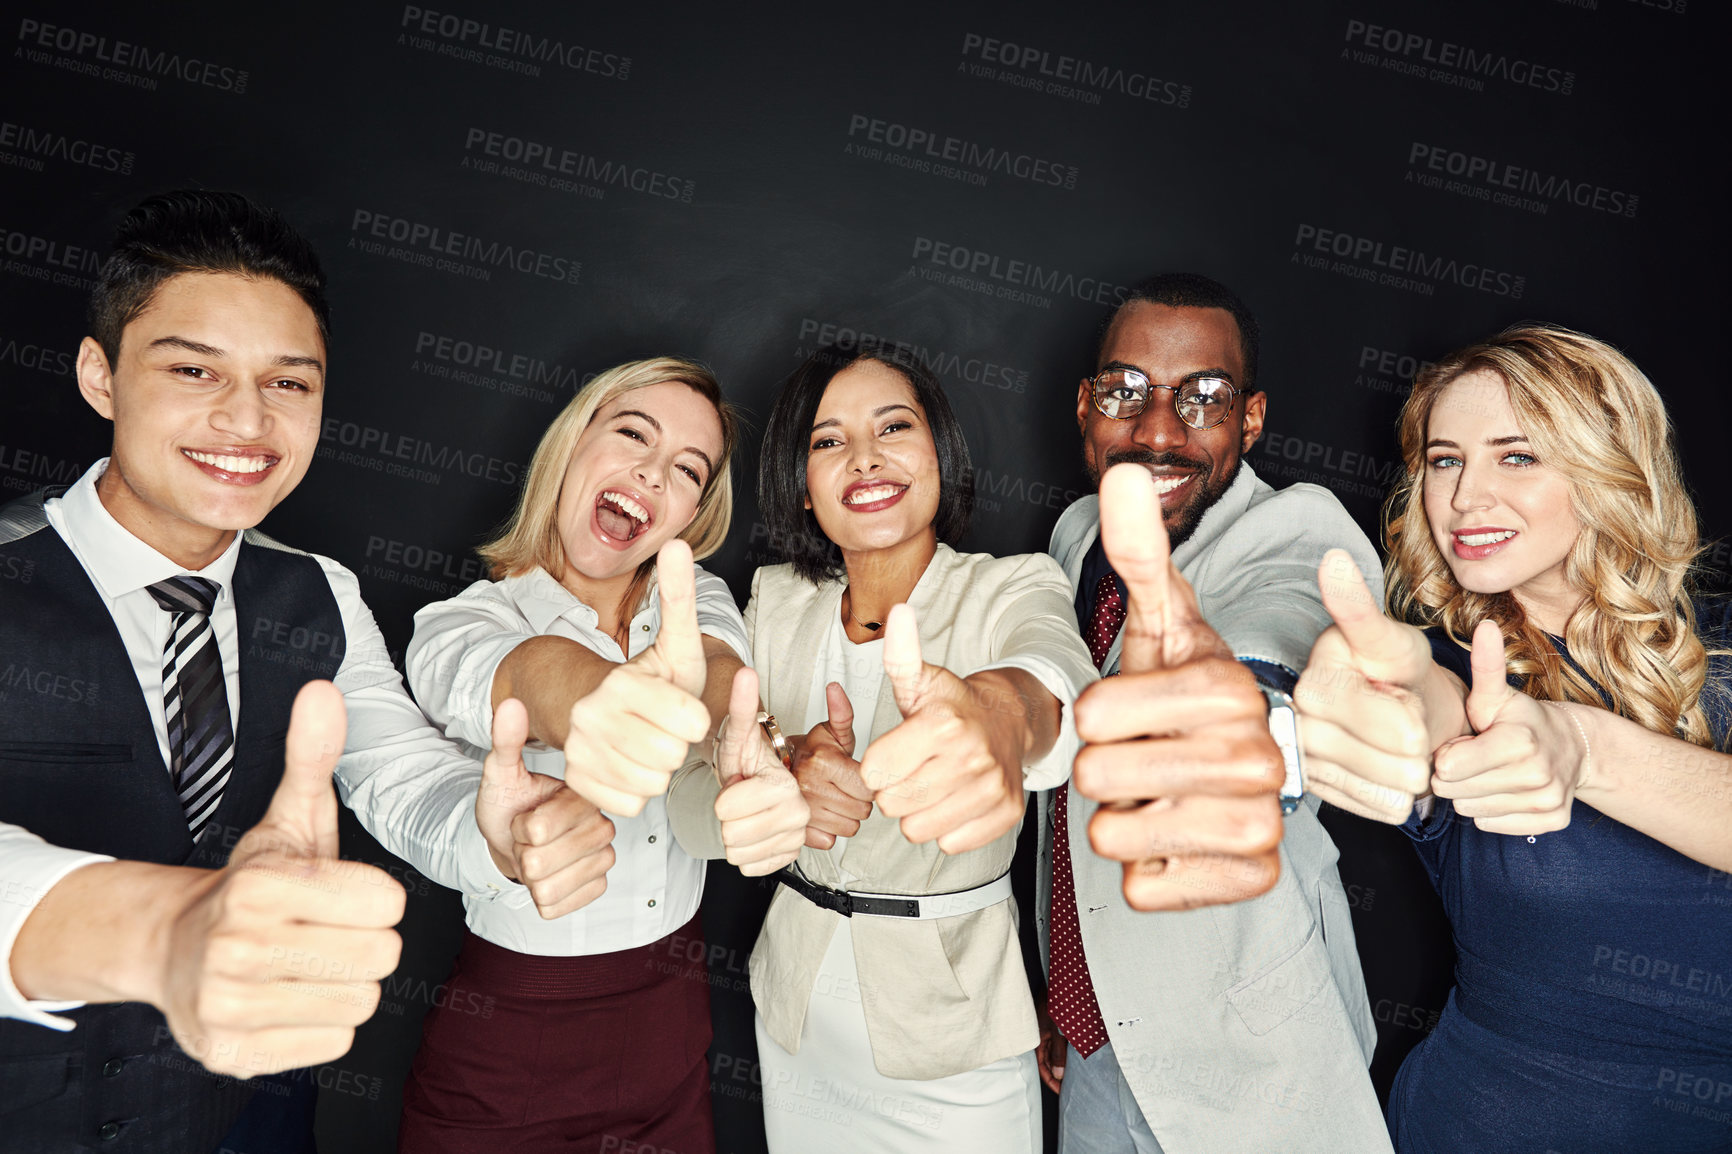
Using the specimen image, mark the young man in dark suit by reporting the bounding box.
[0,191,587,1154]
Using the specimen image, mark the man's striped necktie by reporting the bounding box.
[146,576,234,840]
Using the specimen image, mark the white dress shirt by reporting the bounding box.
[2,460,524,1029]
[405,563,751,956]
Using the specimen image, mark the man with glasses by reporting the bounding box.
[1036,274,1391,1151]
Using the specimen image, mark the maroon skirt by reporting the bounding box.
[398,915,715,1154]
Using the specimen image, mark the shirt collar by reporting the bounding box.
[55,458,244,601]
[511,565,661,639]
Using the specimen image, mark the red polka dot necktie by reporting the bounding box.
[1049,571,1125,1058]
[1082,571,1125,671]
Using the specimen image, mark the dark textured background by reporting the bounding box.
[3,2,1725,1150]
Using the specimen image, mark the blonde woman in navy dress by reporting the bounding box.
[1295,325,1732,1152]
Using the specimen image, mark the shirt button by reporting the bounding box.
[641,624,650,632]
[98,1121,122,1141]
[647,898,657,908]
[102,1058,125,1078]
[648,835,657,844]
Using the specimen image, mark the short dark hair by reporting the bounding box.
[758,343,974,585]
[1096,272,1260,390]
[89,189,330,365]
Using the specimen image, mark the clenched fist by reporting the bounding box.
[560,541,713,816]
[711,667,810,875]
[1294,550,1435,823]
[1072,464,1284,911]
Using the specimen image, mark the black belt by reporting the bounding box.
[774,867,920,918]
[774,866,1014,919]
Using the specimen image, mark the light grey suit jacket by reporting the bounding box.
[1041,464,1392,1153]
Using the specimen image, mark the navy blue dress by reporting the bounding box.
[1388,603,1732,1153]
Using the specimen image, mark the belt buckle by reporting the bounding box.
[782,867,854,917]
[819,885,855,918]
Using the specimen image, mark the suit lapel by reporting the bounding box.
[1073,466,1265,677]
[767,573,846,886]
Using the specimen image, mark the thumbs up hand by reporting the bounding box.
[228,679,350,865]
[1073,465,1284,911]
[790,682,874,850]
[561,540,713,816]
[475,697,617,918]
[711,667,810,875]
[860,606,1028,854]
[158,681,406,1076]
[1429,620,1587,835]
[1293,550,1435,823]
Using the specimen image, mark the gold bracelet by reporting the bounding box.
[758,711,792,768]
[709,711,793,773]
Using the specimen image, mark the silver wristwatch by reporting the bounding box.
[1261,685,1305,815]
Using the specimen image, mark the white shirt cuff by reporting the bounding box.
[454,804,535,910]
[0,834,114,1031]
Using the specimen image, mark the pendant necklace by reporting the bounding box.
[844,589,882,632]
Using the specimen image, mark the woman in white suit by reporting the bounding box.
[741,344,1098,1152]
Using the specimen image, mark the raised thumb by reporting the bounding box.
[1098,463,1172,672]
[480,697,533,804]
[882,604,930,716]
[719,665,764,783]
[824,681,856,756]
[260,679,347,860]
[1465,619,1513,732]
[1318,550,1404,667]
[651,539,704,695]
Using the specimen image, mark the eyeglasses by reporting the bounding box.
[1087,368,1239,430]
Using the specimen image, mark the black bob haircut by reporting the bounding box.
[1095,272,1261,391]
[757,343,975,585]
[88,189,330,366]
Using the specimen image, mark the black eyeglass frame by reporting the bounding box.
[1086,368,1242,430]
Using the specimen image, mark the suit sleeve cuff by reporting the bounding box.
[1238,657,1299,695]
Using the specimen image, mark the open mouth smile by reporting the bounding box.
[594,488,653,545]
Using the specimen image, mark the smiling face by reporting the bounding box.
[553,380,723,600]
[1422,369,1585,632]
[77,271,327,570]
[1077,301,1266,548]
[804,360,942,559]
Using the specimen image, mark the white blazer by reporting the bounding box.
[730,545,1098,1080]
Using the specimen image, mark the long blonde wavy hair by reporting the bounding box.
[1383,324,1716,746]
[480,357,737,620]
